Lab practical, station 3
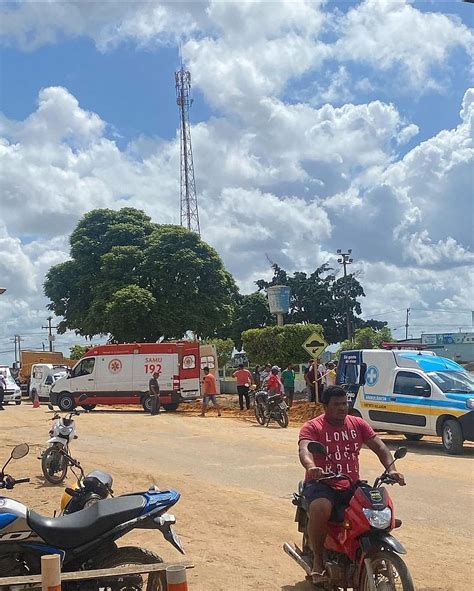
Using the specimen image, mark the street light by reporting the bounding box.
[336,250,354,341]
[0,288,6,294]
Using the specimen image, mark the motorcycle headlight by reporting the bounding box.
[363,507,392,529]
[59,426,73,436]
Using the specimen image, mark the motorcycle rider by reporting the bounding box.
[267,366,283,395]
[298,385,406,584]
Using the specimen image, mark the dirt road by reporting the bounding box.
[1,404,473,590]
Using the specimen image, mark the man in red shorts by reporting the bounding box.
[298,385,405,584]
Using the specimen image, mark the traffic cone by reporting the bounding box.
[166,565,188,591]
[32,390,41,408]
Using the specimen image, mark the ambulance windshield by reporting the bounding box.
[429,371,474,393]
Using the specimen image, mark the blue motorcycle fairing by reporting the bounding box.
[142,489,180,515]
[0,513,17,528]
[20,543,65,561]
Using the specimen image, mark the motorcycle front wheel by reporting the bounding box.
[92,546,165,591]
[254,402,266,425]
[360,551,414,591]
[276,408,289,428]
[41,446,68,484]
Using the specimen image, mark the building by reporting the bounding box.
[397,332,474,365]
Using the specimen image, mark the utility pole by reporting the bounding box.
[337,249,354,341]
[12,335,23,365]
[175,61,200,235]
[42,316,58,352]
[405,308,410,340]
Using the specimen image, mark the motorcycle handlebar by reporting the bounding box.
[0,476,30,489]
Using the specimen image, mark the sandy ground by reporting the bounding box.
[1,401,473,591]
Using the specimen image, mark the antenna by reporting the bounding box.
[175,59,200,236]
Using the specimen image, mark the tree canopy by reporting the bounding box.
[44,208,238,342]
[339,326,393,352]
[219,292,274,349]
[242,323,324,368]
[256,263,365,344]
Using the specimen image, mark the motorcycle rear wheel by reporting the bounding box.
[92,546,165,591]
[360,551,414,591]
[41,446,68,484]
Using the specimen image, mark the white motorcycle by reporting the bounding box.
[41,408,79,484]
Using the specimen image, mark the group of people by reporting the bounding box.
[304,359,337,404]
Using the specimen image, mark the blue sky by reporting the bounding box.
[0,0,472,360]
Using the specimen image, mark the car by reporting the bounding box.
[0,366,22,405]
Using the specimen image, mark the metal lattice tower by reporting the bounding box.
[175,65,200,235]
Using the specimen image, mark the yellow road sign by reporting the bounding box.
[302,332,328,358]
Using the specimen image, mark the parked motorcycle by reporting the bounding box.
[284,442,413,590]
[0,444,184,591]
[254,389,289,428]
[57,450,114,515]
[40,409,79,484]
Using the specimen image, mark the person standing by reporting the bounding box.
[253,365,261,389]
[0,373,6,410]
[281,363,296,407]
[305,360,317,403]
[201,367,221,417]
[233,364,253,410]
[323,362,337,388]
[148,370,161,415]
[260,363,272,387]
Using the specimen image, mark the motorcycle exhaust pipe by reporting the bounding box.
[283,542,312,575]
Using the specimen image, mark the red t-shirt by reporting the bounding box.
[202,373,217,395]
[267,374,282,394]
[233,369,253,387]
[299,415,376,490]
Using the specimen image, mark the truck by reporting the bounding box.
[49,341,219,412]
[337,348,474,454]
[18,351,74,394]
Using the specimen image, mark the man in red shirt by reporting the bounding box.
[233,364,253,411]
[200,367,221,417]
[298,385,405,583]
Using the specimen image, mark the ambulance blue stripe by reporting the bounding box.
[363,393,467,410]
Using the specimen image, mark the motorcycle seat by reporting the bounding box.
[27,495,146,550]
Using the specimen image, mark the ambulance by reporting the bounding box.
[49,341,218,413]
[336,348,474,455]
[29,364,70,401]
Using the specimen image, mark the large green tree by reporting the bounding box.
[339,326,393,352]
[44,208,238,342]
[220,292,274,349]
[256,264,365,344]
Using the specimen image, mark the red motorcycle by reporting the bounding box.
[284,443,414,590]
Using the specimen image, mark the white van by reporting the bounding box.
[0,366,22,405]
[29,364,69,401]
[337,349,474,455]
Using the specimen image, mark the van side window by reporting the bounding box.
[44,375,53,386]
[394,372,431,397]
[72,358,95,378]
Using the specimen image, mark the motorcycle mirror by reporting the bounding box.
[11,443,29,460]
[308,441,327,456]
[394,447,407,460]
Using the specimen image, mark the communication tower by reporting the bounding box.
[175,64,200,235]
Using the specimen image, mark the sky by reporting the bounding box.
[0,0,473,363]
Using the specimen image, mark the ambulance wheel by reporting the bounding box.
[58,393,76,411]
[142,396,152,412]
[162,403,179,412]
[442,419,464,455]
[404,433,423,441]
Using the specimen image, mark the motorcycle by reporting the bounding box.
[284,442,414,590]
[254,389,288,428]
[41,409,79,484]
[0,444,184,590]
[52,448,114,515]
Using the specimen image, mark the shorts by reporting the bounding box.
[303,481,354,519]
[284,385,295,396]
[203,395,218,406]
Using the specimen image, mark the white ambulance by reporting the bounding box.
[50,341,218,412]
[336,348,474,454]
[29,364,69,401]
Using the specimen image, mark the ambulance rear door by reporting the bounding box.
[178,342,200,400]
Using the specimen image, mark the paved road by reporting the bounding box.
[2,405,473,590]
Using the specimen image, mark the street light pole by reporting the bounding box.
[42,316,58,353]
[337,249,353,341]
[0,288,6,295]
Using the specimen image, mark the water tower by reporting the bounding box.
[267,285,291,326]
